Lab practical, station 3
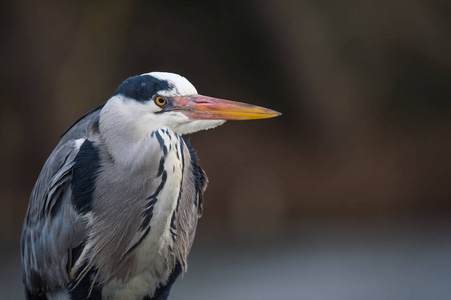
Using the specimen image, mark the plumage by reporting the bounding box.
[21,72,280,300]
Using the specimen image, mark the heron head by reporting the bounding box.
[103,72,280,138]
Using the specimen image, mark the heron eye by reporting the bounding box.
[155,96,167,107]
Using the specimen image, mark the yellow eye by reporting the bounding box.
[155,96,167,106]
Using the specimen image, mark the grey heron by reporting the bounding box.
[21,72,280,300]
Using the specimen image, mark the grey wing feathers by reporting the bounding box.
[21,110,101,294]
[21,139,85,293]
[197,166,208,217]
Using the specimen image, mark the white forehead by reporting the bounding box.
[142,72,198,96]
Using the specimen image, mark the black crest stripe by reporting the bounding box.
[113,75,170,102]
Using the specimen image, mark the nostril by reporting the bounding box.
[194,100,209,104]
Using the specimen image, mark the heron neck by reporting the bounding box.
[99,99,159,167]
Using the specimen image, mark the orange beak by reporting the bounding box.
[170,94,281,120]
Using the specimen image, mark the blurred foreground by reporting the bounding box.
[3,220,451,300]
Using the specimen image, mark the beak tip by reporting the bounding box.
[267,110,282,119]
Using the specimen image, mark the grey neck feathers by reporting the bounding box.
[100,99,158,168]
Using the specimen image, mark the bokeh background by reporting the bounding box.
[1,1,451,299]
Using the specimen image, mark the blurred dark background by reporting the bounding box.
[1,1,451,299]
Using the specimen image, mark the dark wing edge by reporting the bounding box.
[197,166,208,217]
[181,136,208,217]
[21,139,88,296]
[61,104,104,137]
